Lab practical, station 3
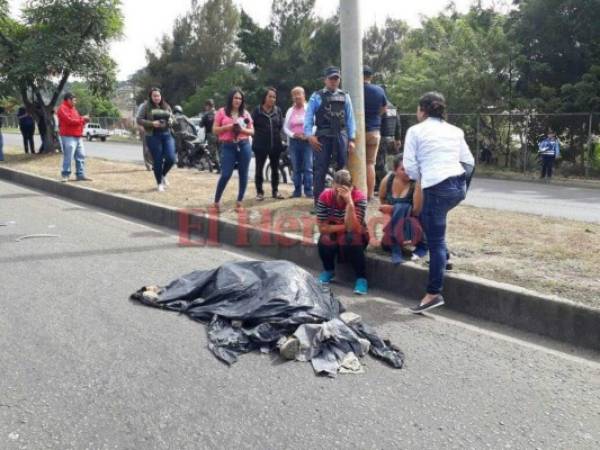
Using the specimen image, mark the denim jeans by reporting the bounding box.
[0,131,4,161]
[289,138,313,197]
[421,175,466,294]
[313,133,348,203]
[214,140,252,203]
[146,131,176,185]
[60,136,86,178]
[541,155,555,178]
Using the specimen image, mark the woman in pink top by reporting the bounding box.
[212,88,254,209]
[283,86,313,198]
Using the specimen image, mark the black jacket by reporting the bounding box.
[251,106,283,152]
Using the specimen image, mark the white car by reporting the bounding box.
[84,123,109,141]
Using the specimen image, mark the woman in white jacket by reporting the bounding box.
[283,86,313,198]
[403,92,475,313]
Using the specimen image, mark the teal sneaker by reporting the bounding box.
[319,271,335,284]
[354,278,368,295]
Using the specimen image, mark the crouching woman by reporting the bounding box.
[316,169,369,295]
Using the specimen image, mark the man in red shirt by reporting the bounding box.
[57,92,91,182]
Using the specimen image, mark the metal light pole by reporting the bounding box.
[340,0,367,193]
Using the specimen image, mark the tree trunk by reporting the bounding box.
[37,105,61,153]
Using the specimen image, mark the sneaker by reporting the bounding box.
[256,193,264,201]
[61,176,69,183]
[354,278,368,295]
[409,295,445,314]
[162,177,170,187]
[318,271,335,284]
[76,176,93,181]
[410,254,421,262]
[157,184,165,192]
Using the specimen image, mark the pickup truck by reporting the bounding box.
[84,123,109,141]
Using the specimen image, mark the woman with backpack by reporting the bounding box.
[136,88,176,192]
[403,92,474,313]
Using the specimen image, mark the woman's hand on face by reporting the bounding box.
[337,186,352,203]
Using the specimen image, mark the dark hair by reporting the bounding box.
[205,99,214,108]
[260,87,277,107]
[147,87,170,110]
[393,153,403,171]
[63,92,75,101]
[225,88,246,117]
[418,92,446,119]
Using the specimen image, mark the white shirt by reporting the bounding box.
[403,117,475,189]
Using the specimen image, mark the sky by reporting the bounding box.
[8,0,509,80]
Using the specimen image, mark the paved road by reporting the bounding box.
[4,132,600,222]
[1,179,599,449]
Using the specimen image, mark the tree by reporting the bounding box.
[362,18,408,82]
[0,0,123,151]
[69,82,121,117]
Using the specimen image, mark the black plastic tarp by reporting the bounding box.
[130,260,404,376]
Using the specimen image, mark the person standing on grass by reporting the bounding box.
[201,99,219,173]
[252,87,285,200]
[362,65,388,201]
[57,93,91,182]
[538,129,560,181]
[304,66,356,209]
[17,106,35,154]
[403,92,474,314]
[212,88,254,210]
[316,169,369,295]
[283,86,313,199]
[136,88,176,192]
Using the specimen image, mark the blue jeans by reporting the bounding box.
[313,133,348,203]
[60,136,86,178]
[421,175,466,294]
[0,131,4,161]
[289,138,313,196]
[146,131,176,185]
[541,155,555,178]
[214,140,252,203]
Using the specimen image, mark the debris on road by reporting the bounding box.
[15,233,60,242]
[130,260,404,377]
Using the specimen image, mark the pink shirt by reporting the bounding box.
[283,104,307,138]
[214,107,253,142]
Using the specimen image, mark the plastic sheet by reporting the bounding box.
[130,260,404,376]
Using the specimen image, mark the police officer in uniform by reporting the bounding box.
[304,66,356,205]
[375,98,402,190]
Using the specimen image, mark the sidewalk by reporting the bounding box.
[2,148,600,308]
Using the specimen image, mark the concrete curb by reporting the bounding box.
[474,172,600,190]
[2,165,599,351]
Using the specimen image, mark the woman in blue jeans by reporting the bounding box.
[212,89,254,210]
[403,92,475,313]
[136,88,176,192]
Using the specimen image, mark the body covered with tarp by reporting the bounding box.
[130,260,404,376]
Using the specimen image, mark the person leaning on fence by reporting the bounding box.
[363,65,388,201]
[538,129,560,181]
[378,154,423,262]
[304,66,356,209]
[136,88,176,192]
[212,88,254,210]
[283,86,313,198]
[200,99,219,173]
[316,169,369,295]
[252,87,285,200]
[57,92,92,182]
[403,92,475,314]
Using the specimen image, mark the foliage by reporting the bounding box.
[68,82,121,117]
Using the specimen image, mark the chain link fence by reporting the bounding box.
[398,113,600,179]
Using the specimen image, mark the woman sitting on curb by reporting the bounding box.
[378,154,423,263]
[316,169,369,295]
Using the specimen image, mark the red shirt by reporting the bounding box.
[316,187,368,226]
[214,108,253,142]
[57,100,88,137]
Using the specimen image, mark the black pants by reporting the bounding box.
[254,147,280,196]
[318,232,367,279]
[541,155,555,178]
[20,126,35,154]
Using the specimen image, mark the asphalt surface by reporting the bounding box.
[1,179,599,449]
[5,131,600,223]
